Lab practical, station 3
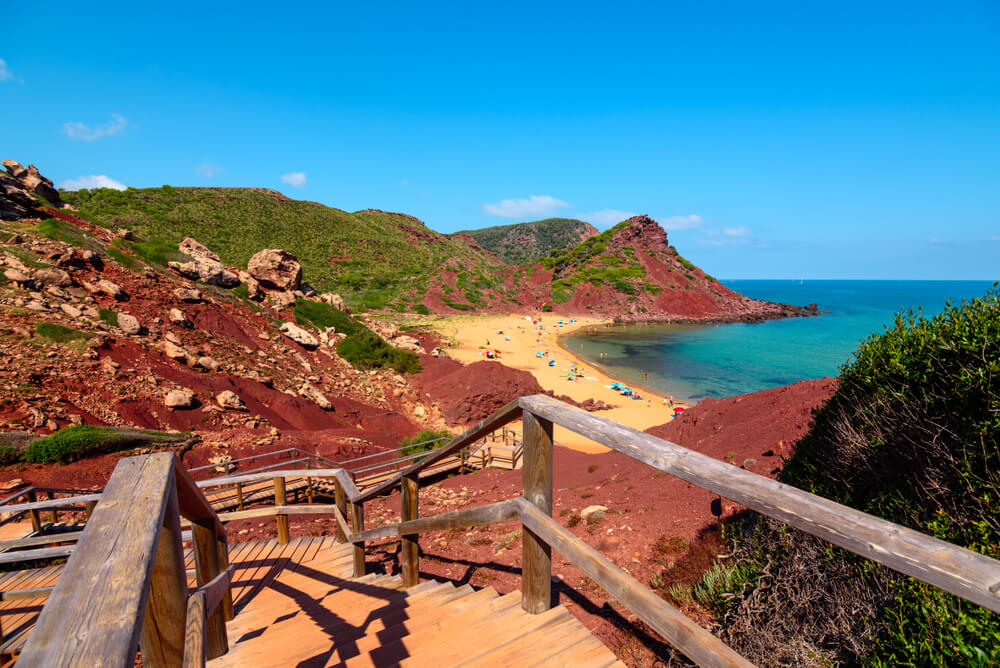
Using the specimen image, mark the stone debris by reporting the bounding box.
[247,249,302,291]
[117,313,143,335]
[216,390,246,411]
[173,287,204,303]
[168,308,193,328]
[299,382,333,410]
[164,388,196,409]
[278,322,319,349]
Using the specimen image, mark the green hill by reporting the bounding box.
[455,218,597,264]
[62,187,507,312]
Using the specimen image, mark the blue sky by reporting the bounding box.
[2,1,998,279]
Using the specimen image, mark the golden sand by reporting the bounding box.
[436,314,686,453]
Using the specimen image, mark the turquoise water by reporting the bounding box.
[563,280,997,403]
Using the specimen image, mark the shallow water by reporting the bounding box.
[563,280,996,403]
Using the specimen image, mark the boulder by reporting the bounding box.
[60,303,82,318]
[216,390,246,411]
[2,161,62,206]
[173,287,204,303]
[299,382,332,410]
[319,292,350,312]
[247,249,302,291]
[97,279,126,300]
[160,340,193,365]
[3,268,30,285]
[168,308,193,328]
[168,258,239,288]
[580,505,608,519]
[244,277,263,300]
[431,346,450,359]
[278,322,319,349]
[117,313,143,335]
[178,238,220,263]
[392,335,423,353]
[268,291,296,309]
[164,389,196,409]
[33,267,73,287]
[196,356,220,372]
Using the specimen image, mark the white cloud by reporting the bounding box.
[661,214,703,230]
[724,226,750,237]
[58,175,127,191]
[63,113,129,141]
[990,236,1000,241]
[281,172,307,188]
[482,194,570,219]
[577,209,636,227]
[0,59,13,82]
[196,163,222,179]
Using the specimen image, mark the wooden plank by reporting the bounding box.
[400,475,419,588]
[173,459,225,538]
[334,478,348,542]
[139,483,187,668]
[215,534,234,622]
[351,501,365,577]
[519,394,1000,613]
[516,498,752,667]
[181,590,206,668]
[0,545,74,565]
[351,500,518,543]
[0,530,83,550]
[521,410,553,614]
[354,398,522,502]
[197,468,343,489]
[0,586,53,601]
[191,520,227,659]
[273,478,289,544]
[16,453,176,667]
[0,492,103,516]
[192,566,233,614]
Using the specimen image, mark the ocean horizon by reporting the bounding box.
[563,279,997,403]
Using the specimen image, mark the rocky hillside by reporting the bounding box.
[60,187,510,313]
[455,218,597,264]
[0,160,556,488]
[534,215,816,322]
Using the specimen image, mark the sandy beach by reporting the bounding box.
[436,314,687,453]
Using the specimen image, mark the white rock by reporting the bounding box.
[117,313,142,335]
[216,390,246,411]
[164,389,196,409]
[580,505,608,519]
[279,322,319,349]
[299,382,332,410]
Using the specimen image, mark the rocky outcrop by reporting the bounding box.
[1,160,62,210]
[33,268,73,287]
[278,322,319,349]
[168,237,239,288]
[247,249,302,291]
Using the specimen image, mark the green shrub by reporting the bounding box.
[35,323,93,346]
[336,331,420,374]
[400,429,452,458]
[293,299,361,334]
[128,239,186,266]
[22,426,186,464]
[693,561,758,615]
[413,303,430,315]
[98,308,119,327]
[105,241,142,270]
[36,218,90,246]
[542,303,553,312]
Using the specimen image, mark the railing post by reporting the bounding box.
[139,481,187,667]
[84,499,97,520]
[401,474,419,588]
[351,473,365,577]
[521,410,553,614]
[274,477,289,544]
[191,519,228,659]
[216,532,234,622]
[334,478,348,543]
[45,491,57,525]
[235,482,244,511]
[28,491,41,533]
[306,460,314,503]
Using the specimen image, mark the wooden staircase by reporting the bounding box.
[213,540,623,667]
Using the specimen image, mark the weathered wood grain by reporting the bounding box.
[273,477,289,544]
[0,545,75,565]
[333,506,352,542]
[334,478,348,542]
[521,411,554,614]
[351,501,365,577]
[353,399,522,502]
[519,394,1000,613]
[182,590,207,668]
[0,586,54,601]
[139,483,187,668]
[515,498,752,667]
[17,453,175,667]
[0,530,83,550]
[401,475,419,588]
[351,500,518,543]
[191,519,227,659]
[0,492,103,515]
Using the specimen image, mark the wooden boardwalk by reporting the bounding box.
[213,539,623,667]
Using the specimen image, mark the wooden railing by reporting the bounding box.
[13,453,233,668]
[7,395,1000,665]
[281,394,1000,667]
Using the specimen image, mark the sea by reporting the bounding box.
[562,280,997,403]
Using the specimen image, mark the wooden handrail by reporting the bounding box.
[350,500,518,543]
[518,394,1000,613]
[16,453,233,666]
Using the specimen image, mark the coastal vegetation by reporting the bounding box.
[20,426,187,464]
[456,218,597,264]
[718,288,1000,665]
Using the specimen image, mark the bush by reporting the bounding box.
[542,303,553,312]
[400,429,452,457]
[336,331,421,374]
[722,287,1000,666]
[413,303,430,315]
[98,308,119,327]
[293,299,361,334]
[35,323,93,345]
[22,426,186,464]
